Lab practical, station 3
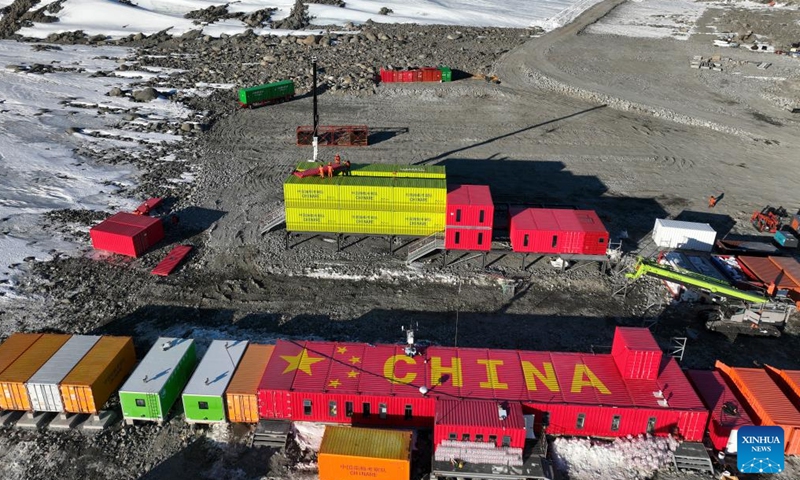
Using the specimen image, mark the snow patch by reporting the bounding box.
[293,421,327,452]
[586,0,709,40]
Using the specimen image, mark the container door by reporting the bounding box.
[524,414,536,439]
[148,393,160,420]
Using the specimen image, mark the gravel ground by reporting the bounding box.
[1,0,799,478]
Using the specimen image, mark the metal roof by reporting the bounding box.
[320,426,412,460]
[26,335,100,385]
[510,208,607,234]
[687,370,752,429]
[260,329,705,412]
[447,185,493,207]
[721,364,800,426]
[655,219,716,232]
[738,256,799,288]
[435,399,524,429]
[614,327,661,351]
[120,337,194,394]
[184,340,248,397]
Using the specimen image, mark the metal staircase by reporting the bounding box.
[260,206,286,235]
[407,232,445,264]
[251,419,291,449]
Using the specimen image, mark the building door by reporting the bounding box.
[524,414,536,439]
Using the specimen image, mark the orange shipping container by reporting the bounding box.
[318,426,412,480]
[226,344,274,423]
[0,333,43,375]
[60,336,136,414]
[0,334,71,411]
[716,361,800,455]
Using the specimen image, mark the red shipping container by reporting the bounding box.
[90,212,164,258]
[421,67,442,82]
[379,68,398,83]
[611,327,662,380]
[445,228,492,251]
[434,399,526,448]
[716,361,800,455]
[399,70,415,83]
[446,184,494,228]
[687,370,753,452]
[510,208,609,255]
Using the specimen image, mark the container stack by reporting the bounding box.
[0,334,71,411]
[284,163,447,237]
[444,185,494,251]
[611,327,663,381]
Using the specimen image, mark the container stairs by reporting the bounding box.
[260,207,286,235]
[406,232,445,264]
[671,442,714,475]
[626,257,769,304]
[251,419,291,449]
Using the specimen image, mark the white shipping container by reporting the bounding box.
[652,219,717,252]
[26,335,100,412]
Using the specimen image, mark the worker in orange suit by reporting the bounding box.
[344,160,351,176]
[708,196,717,208]
[318,165,325,178]
[326,163,333,178]
[334,154,341,165]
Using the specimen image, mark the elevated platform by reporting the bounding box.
[431,453,549,480]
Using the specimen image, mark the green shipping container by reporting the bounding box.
[238,80,294,106]
[348,163,446,179]
[119,337,197,423]
[439,66,452,82]
[182,340,248,423]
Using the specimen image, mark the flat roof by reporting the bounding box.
[447,185,493,207]
[510,208,607,234]
[320,426,411,460]
[120,337,194,394]
[655,219,716,232]
[436,399,524,429]
[183,340,248,397]
[26,335,100,385]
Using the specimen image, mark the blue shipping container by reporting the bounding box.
[774,230,799,248]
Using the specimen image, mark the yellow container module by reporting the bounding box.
[0,333,43,375]
[348,163,446,179]
[393,178,447,213]
[226,344,274,424]
[0,334,71,411]
[319,426,412,480]
[284,176,339,209]
[338,178,395,211]
[286,208,340,232]
[339,210,395,235]
[392,210,445,236]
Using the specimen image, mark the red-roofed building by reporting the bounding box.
[445,185,494,251]
[257,327,708,442]
[509,208,609,255]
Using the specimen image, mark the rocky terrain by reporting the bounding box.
[0,0,799,479]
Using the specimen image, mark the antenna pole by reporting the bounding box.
[312,56,319,162]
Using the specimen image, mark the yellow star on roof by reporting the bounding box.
[347,370,360,379]
[336,346,348,354]
[328,379,342,389]
[349,356,361,365]
[280,348,324,376]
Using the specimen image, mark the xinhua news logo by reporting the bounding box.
[737,426,784,474]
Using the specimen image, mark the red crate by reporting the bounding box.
[379,68,398,83]
[510,208,609,255]
[90,212,164,257]
[612,327,662,380]
[445,227,492,251]
[421,67,442,82]
[296,125,368,147]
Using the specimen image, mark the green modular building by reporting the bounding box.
[182,340,248,423]
[119,337,197,424]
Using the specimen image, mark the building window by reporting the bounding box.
[198,402,209,410]
[551,235,558,247]
[599,237,605,243]
[502,436,511,448]
[647,417,657,435]
[477,232,484,245]
[542,412,551,427]
[479,210,485,223]
[404,405,413,420]
[449,433,457,440]
[576,413,586,430]
[379,403,388,419]
[523,234,529,247]
[462,433,470,441]
[363,402,371,418]
[456,209,462,222]
[455,231,461,244]
[476,434,484,442]
[346,402,354,418]
[135,399,145,407]
[303,400,312,416]
[329,401,337,417]
[611,415,621,431]
[489,435,497,445]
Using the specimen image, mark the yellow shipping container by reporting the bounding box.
[286,208,340,233]
[0,334,71,411]
[60,336,136,414]
[348,163,446,179]
[393,178,447,213]
[0,333,42,375]
[284,176,339,209]
[226,344,274,424]
[392,211,445,236]
[338,178,395,211]
[319,426,412,480]
[339,210,395,235]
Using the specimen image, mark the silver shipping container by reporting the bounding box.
[652,219,717,252]
[25,335,100,412]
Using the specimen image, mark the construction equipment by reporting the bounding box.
[700,301,796,337]
[751,206,787,233]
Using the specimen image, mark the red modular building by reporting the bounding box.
[89,212,164,258]
[509,208,609,255]
[257,328,708,442]
[434,400,526,449]
[445,185,494,251]
[612,327,662,381]
[687,370,753,453]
